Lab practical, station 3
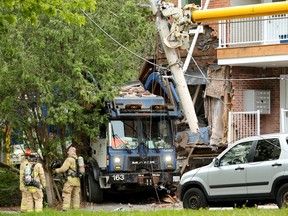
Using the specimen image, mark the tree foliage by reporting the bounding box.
[0,168,21,206]
[0,0,96,28]
[0,0,156,206]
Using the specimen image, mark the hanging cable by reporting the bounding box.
[82,10,168,71]
[184,74,283,81]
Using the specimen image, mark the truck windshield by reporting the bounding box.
[110,118,172,150]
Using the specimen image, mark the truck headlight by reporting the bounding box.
[114,157,121,163]
[164,155,174,169]
[165,155,172,162]
[113,156,123,170]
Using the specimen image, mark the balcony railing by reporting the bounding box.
[219,14,288,48]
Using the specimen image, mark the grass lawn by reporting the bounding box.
[1,208,288,216]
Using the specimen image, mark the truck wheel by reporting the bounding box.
[276,183,288,208]
[182,188,208,209]
[87,173,103,203]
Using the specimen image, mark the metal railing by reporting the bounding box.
[228,110,260,144]
[219,14,288,48]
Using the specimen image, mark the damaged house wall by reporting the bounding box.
[181,26,231,146]
[205,66,231,146]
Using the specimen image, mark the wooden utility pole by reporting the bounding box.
[149,0,199,133]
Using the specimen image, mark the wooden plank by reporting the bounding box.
[180,147,195,175]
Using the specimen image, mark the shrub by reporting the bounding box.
[0,168,21,206]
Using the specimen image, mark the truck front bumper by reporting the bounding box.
[105,171,180,186]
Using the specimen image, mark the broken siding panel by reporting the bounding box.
[205,66,226,98]
[208,97,225,146]
[205,66,231,146]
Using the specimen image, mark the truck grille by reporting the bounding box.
[127,156,160,171]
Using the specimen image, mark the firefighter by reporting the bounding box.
[19,150,30,213]
[55,146,81,211]
[24,150,46,212]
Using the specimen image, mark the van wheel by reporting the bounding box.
[182,188,208,209]
[276,183,288,208]
[86,173,103,203]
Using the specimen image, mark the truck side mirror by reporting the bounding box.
[214,158,220,167]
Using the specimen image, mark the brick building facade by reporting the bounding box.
[143,1,288,145]
[193,1,288,135]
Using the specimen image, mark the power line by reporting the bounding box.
[184,74,283,81]
[81,10,166,71]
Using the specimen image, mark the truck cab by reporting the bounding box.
[85,86,182,203]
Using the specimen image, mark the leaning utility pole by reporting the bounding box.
[149,0,199,133]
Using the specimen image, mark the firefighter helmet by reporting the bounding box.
[25,149,39,161]
[25,149,32,156]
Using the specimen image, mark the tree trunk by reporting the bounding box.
[44,170,58,207]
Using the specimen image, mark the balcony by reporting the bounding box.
[217,14,288,68]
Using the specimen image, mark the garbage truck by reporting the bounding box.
[84,81,182,203]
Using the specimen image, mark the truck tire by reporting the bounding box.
[87,173,103,203]
[276,183,288,208]
[182,188,208,209]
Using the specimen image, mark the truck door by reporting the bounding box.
[208,141,253,196]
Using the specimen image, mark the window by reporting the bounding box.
[220,141,253,166]
[253,138,281,162]
[180,0,201,7]
[110,120,138,149]
[143,119,172,149]
[110,118,173,150]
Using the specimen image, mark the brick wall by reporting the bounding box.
[203,0,230,9]
[166,1,231,9]
[201,0,230,38]
[167,0,178,5]
[231,67,286,134]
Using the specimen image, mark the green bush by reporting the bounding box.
[0,168,21,206]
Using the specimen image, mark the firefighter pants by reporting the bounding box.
[62,181,81,210]
[26,187,44,212]
[20,189,28,212]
